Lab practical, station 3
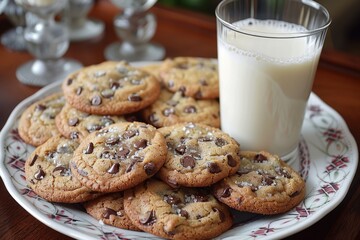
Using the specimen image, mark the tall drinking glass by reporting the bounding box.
[216,0,331,163]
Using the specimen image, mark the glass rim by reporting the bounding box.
[215,0,331,39]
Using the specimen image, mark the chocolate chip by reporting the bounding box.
[117,147,130,159]
[179,86,186,95]
[175,145,186,155]
[207,162,221,173]
[107,163,120,174]
[53,166,68,176]
[144,162,156,175]
[254,153,268,162]
[29,154,38,166]
[34,166,45,180]
[103,207,117,219]
[194,91,202,99]
[35,104,46,111]
[179,209,189,219]
[101,150,117,160]
[149,113,158,124]
[110,82,121,90]
[162,108,175,117]
[84,142,94,154]
[101,89,115,98]
[213,207,225,222]
[180,155,195,168]
[70,132,79,139]
[134,139,147,149]
[184,105,196,113]
[76,87,83,95]
[87,124,102,132]
[275,166,292,178]
[221,187,232,198]
[140,210,156,226]
[227,155,237,167]
[91,95,102,106]
[163,194,181,205]
[185,192,209,203]
[167,178,179,188]
[106,136,119,145]
[67,78,73,85]
[199,79,208,86]
[198,136,213,142]
[123,130,138,139]
[215,138,227,147]
[68,118,79,126]
[128,94,142,102]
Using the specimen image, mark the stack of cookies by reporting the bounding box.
[19,58,305,240]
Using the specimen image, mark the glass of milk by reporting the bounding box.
[216,0,331,163]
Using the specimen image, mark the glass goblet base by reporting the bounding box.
[104,41,165,62]
[16,58,83,87]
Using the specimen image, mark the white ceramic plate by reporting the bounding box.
[0,62,358,240]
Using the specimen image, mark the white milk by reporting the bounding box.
[218,19,321,156]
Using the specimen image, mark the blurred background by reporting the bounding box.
[158,0,360,57]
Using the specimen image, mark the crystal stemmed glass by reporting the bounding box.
[14,0,82,86]
[1,0,27,51]
[104,0,165,61]
[63,0,104,41]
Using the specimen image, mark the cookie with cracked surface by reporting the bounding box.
[212,151,306,215]
[83,192,140,231]
[157,123,240,187]
[142,89,220,128]
[159,57,219,99]
[62,61,161,115]
[25,134,100,203]
[18,92,65,146]
[55,103,135,140]
[124,179,232,239]
[70,121,167,192]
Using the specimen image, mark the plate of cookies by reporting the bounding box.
[0,58,358,240]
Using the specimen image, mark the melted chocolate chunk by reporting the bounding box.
[212,207,225,222]
[67,78,73,85]
[29,154,38,166]
[221,187,232,198]
[107,162,120,174]
[70,131,79,139]
[207,162,222,173]
[275,166,292,178]
[91,95,102,106]
[128,94,142,102]
[180,155,196,168]
[35,104,46,111]
[215,138,227,147]
[184,106,196,113]
[134,139,147,149]
[101,89,114,98]
[179,209,189,219]
[87,124,102,132]
[179,86,186,95]
[198,136,213,142]
[163,194,181,205]
[106,136,119,145]
[174,145,186,155]
[52,166,68,176]
[117,147,130,159]
[140,210,156,225]
[103,207,117,219]
[68,118,79,126]
[34,166,45,180]
[253,153,268,162]
[84,142,94,154]
[149,113,158,124]
[185,192,209,203]
[227,154,237,167]
[110,82,121,90]
[144,162,156,175]
[123,130,138,139]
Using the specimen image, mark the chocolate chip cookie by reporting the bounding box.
[159,57,219,99]
[25,135,99,203]
[212,151,306,215]
[70,122,167,192]
[142,89,220,128]
[83,192,140,231]
[62,61,161,115]
[157,123,240,187]
[124,179,233,239]
[55,103,132,140]
[18,92,65,146]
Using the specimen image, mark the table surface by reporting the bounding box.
[1,1,359,239]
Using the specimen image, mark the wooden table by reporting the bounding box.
[0,1,359,239]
